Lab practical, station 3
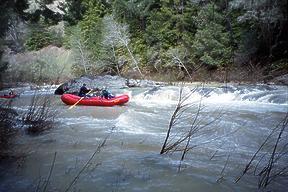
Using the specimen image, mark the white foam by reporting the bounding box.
[131,89,178,107]
[115,109,161,135]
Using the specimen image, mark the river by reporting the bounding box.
[0,83,287,192]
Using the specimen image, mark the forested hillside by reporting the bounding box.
[0,0,287,84]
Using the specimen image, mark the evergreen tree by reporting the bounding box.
[25,21,53,51]
[79,0,107,60]
[192,3,232,68]
[230,0,288,63]
[64,0,86,25]
[141,0,198,72]
[113,0,156,32]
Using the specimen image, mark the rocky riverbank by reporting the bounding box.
[54,75,165,95]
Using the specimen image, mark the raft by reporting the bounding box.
[61,94,129,107]
[0,94,17,99]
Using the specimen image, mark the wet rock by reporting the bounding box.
[126,79,140,87]
[54,75,157,95]
[126,79,156,88]
[54,83,69,95]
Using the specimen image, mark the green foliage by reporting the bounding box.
[192,3,232,68]
[64,0,86,25]
[79,0,107,60]
[25,19,66,51]
[25,22,53,51]
[145,10,179,48]
[145,1,197,48]
[230,0,288,63]
[140,1,199,72]
[113,0,156,33]
[3,0,286,81]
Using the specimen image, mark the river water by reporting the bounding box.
[0,84,287,192]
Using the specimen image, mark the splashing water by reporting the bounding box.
[0,84,287,192]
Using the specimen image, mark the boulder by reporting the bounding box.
[54,75,157,95]
[126,79,157,88]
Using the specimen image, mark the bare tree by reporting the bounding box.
[167,47,192,80]
[69,27,92,74]
[75,39,90,74]
[160,84,196,154]
[160,84,226,171]
[103,15,144,78]
[63,127,115,192]
[236,113,288,189]
[102,16,121,76]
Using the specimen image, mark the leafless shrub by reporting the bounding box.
[167,46,193,80]
[236,113,288,189]
[216,150,233,183]
[103,15,144,78]
[160,83,227,171]
[22,93,57,135]
[33,152,57,192]
[0,103,18,160]
[63,127,115,192]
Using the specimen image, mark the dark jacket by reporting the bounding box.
[79,85,90,97]
[101,89,115,99]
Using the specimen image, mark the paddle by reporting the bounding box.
[68,89,93,110]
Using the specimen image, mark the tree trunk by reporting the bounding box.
[125,44,144,78]
[77,40,88,74]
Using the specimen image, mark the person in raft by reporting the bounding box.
[93,88,102,97]
[9,89,15,95]
[4,89,15,96]
[78,83,91,97]
[101,87,115,99]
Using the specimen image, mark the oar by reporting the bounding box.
[68,89,93,110]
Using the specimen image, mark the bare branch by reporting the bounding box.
[64,127,115,192]
[236,113,288,189]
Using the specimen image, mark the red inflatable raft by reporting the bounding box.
[0,94,17,99]
[61,94,129,107]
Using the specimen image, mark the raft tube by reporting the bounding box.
[61,94,129,107]
[0,94,17,99]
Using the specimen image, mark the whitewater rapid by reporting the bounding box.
[0,83,287,192]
